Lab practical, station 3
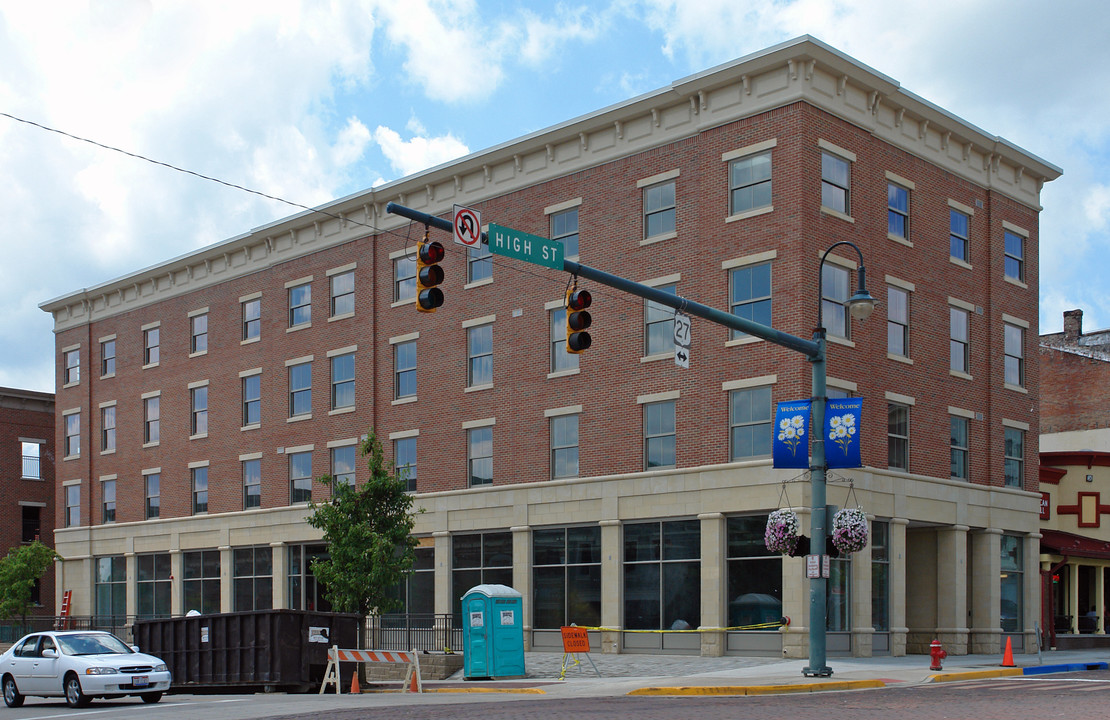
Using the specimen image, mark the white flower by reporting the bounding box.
[848,426,856,436]
[829,431,837,440]
[841,414,855,427]
[780,418,791,430]
[784,427,796,439]
[830,416,842,428]
[796,427,805,437]
[791,415,804,428]
[778,433,786,441]
[836,426,847,438]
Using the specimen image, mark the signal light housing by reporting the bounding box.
[416,239,445,313]
[566,287,592,353]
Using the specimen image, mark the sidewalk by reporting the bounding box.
[410,647,1110,698]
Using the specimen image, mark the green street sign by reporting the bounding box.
[488,224,564,270]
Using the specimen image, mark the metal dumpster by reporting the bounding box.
[133,609,360,692]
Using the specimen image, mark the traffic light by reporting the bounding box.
[416,234,445,313]
[565,284,592,353]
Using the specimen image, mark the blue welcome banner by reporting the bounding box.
[772,400,811,469]
[824,397,863,469]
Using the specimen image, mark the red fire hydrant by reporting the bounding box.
[930,639,947,671]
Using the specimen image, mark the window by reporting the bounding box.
[551,208,579,257]
[101,339,116,377]
[726,515,782,629]
[1004,323,1024,387]
[821,152,851,214]
[290,451,312,504]
[551,414,579,479]
[871,521,890,631]
[887,183,908,239]
[330,353,355,410]
[1004,427,1024,488]
[467,324,493,387]
[392,546,435,615]
[21,441,41,479]
[21,505,40,543]
[65,484,80,527]
[468,427,492,486]
[183,549,221,615]
[137,553,171,619]
[887,286,908,357]
[729,152,772,215]
[950,416,969,480]
[330,270,354,317]
[145,473,160,519]
[63,348,80,385]
[242,298,261,340]
[101,479,116,523]
[821,264,850,338]
[190,313,208,353]
[289,362,312,417]
[730,263,771,339]
[288,544,332,612]
[550,307,579,372]
[532,526,601,629]
[1004,230,1024,282]
[100,405,116,452]
[233,547,273,612]
[950,307,970,374]
[623,520,700,630]
[468,241,492,283]
[64,411,80,457]
[242,374,261,426]
[644,400,676,470]
[730,386,772,460]
[191,386,208,435]
[643,180,676,238]
[1000,535,1023,632]
[288,282,311,327]
[451,532,513,619]
[331,445,356,488]
[950,209,969,262]
[394,255,416,301]
[394,341,416,398]
[144,327,160,365]
[888,403,909,470]
[94,556,126,624]
[827,554,851,632]
[645,284,676,356]
[192,466,208,514]
[243,458,261,509]
[395,437,417,492]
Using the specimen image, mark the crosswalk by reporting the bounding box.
[924,677,1110,692]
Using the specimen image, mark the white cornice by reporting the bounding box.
[40,36,1061,332]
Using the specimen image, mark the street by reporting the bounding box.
[4,672,1110,720]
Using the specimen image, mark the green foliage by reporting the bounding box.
[0,540,59,620]
[306,429,419,616]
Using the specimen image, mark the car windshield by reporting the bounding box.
[55,633,134,656]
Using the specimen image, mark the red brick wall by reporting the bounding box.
[1040,346,1110,433]
[52,101,1044,526]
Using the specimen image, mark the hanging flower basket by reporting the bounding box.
[831,507,869,554]
[765,509,801,555]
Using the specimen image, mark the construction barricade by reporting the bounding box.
[319,646,423,694]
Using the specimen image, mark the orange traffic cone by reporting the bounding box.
[350,671,361,694]
[1001,636,1015,667]
[408,670,419,693]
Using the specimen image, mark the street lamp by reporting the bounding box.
[804,240,875,678]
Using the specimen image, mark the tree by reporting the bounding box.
[306,429,419,617]
[0,540,60,622]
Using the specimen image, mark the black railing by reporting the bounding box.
[368,614,462,652]
[22,455,41,479]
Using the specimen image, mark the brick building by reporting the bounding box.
[0,386,56,617]
[1039,309,1110,643]
[40,37,1059,657]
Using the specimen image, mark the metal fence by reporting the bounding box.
[367,613,462,652]
[0,616,136,645]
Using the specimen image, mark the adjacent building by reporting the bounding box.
[40,37,1060,657]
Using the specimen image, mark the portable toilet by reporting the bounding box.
[461,584,526,680]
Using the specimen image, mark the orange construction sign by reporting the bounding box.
[560,626,591,654]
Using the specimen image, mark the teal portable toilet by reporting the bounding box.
[461,584,525,680]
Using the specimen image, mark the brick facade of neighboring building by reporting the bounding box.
[0,387,56,616]
[1041,309,1110,435]
[41,38,1059,657]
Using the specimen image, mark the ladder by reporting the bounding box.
[56,590,72,630]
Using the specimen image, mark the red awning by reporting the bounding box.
[1041,528,1110,560]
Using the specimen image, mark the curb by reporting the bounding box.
[927,668,1022,683]
[1023,661,1109,675]
[628,679,886,696]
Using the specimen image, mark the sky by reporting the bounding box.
[2,0,1108,395]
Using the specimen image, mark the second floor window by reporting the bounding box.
[643,180,676,239]
[551,414,579,479]
[1004,428,1024,488]
[331,271,354,317]
[289,362,312,417]
[396,437,417,492]
[331,445,356,488]
[192,467,208,514]
[950,307,970,374]
[242,374,261,426]
[191,386,208,435]
[730,386,771,460]
[887,286,909,358]
[1004,323,1024,387]
[101,405,116,452]
[144,396,160,444]
[950,416,969,481]
[102,479,116,523]
[64,412,80,457]
[331,353,355,409]
[290,451,313,504]
[468,427,493,486]
[645,284,676,356]
[550,307,579,373]
[551,208,579,257]
[729,152,772,215]
[145,473,160,519]
[395,341,416,398]
[191,313,208,353]
[243,459,261,509]
[644,400,676,470]
[289,283,311,327]
[467,325,493,387]
[730,264,771,339]
[65,484,80,528]
[64,348,80,385]
[888,403,909,471]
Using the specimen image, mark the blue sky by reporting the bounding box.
[2,0,1108,394]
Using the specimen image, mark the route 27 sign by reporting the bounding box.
[673,311,691,368]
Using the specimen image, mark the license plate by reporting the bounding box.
[132,675,149,687]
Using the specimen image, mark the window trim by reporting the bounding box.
[144,470,160,520]
[549,412,580,480]
[328,268,356,319]
[241,296,262,343]
[287,280,312,329]
[819,141,855,219]
[143,325,160,367]
[466,322,494,389]
[189,310,209,356]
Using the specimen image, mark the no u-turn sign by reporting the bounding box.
[454,204,482,247]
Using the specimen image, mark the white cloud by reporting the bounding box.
[517,5,608,67]
[373,125,470,178]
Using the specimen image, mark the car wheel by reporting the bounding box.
[140,691,163,703]
[3,675,24,708]
[64,673,90,708]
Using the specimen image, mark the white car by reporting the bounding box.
[2,630,171,708]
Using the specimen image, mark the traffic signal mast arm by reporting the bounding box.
[384,202,818,360]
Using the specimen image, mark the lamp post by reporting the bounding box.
[804,241,875,677]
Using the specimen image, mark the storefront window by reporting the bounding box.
[623,520,700,630]
[726,515,782,629]
[532,526,601,629]
[452,532,513,622]
[1000,535,1023,632]
[871,521,890,631]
